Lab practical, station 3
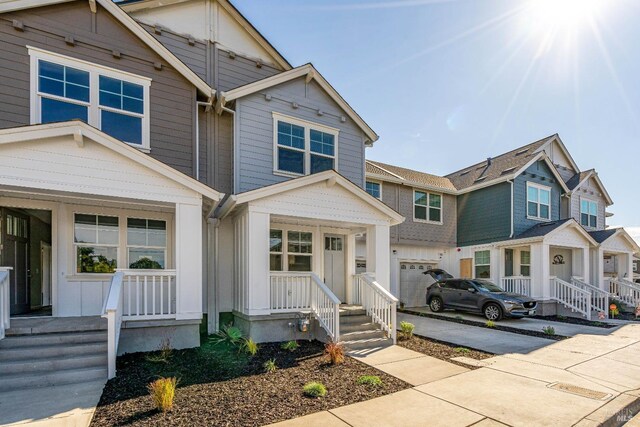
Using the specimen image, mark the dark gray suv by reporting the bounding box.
[426,279,537,321]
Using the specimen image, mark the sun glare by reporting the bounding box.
[527,0,604,32]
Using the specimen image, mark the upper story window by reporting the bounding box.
[273,112,338,177]
[580,199,598,228]
[366,181,381,199]
[414,190,442,223]
[527,182,551,221]
[29,47,151,150]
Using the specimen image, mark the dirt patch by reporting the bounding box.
[91,340,409,427]
[397,334,493,369]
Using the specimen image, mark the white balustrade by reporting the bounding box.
[551,276,592,320]
[610,278,640,309]
[119,269,177,320]
[0,268,11,340]
[102,271,124,379]
[571,277,609,318]
[354,273,398,344]
[501,276,532,296]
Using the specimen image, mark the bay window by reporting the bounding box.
[527,182,551,220]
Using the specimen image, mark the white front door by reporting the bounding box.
[324,235,345,302]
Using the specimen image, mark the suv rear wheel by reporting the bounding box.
[483,303,502,321]
[429,296,444,312]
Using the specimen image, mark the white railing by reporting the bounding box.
[354,273,398,344]
[119,269,177,320]
[269,272,341,342]
[501,276,532,296]
[571,277,609,319]
[0,268,11,340]
[102,271,124,379]
[610,278,640,308]
[551,276,592,320]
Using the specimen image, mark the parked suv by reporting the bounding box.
[426,279,537,321]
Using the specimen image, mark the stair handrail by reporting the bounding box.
[102,271,124,379]
[551,276,592,320]
[0,268,11,340]
[354,273,398,344]
[610,277,640,308]
[571,277,609,318]
[309,273,341,343]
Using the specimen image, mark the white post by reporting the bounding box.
[366,224,390,290]
[246,208,271,315]
[581,247,591,286]
[106,310,116,378]
[175,202,203,320]
[345,233,356,304]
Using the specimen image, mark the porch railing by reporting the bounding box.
[551,276,592,320]
[102,271,124,379]
[354,273,398,344]
[0,268,11,340]
[119,269,177,320]
[269,272,340,342]
[501,276,531,296]
[609,278,640,309]
[571,277,609,319]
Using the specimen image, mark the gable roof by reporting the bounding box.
[219,63,378,144]
[0,0,214,98]
[496,218,597,246]
[0,121,222,203]
[531,133,580,174]
[589,228,640,252]
[514,219,574,240]
[566,169,614,205]
[366,160,457,193]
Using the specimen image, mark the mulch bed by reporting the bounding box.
[91,340,409,427]
[397,334,493,369]
[533,315,619,328]
[399,308,568,340]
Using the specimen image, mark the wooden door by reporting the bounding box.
[460,258,472,279]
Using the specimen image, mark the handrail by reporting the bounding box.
[571,277,609,318]
[501,276,532,296]
[354,273,398,344]
[0,269,11,341]
[102,272,124,379]
[309,273,340,342]
[610,277,640,308]
[551,276,592,320]
[117,269,177,320]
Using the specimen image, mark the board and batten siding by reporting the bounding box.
[456,182,512,247]
[235,78,366,193]
[570,177,608,230]
[512,160,563,237]
[0,1,198,177]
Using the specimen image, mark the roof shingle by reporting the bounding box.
[366,160,457,192]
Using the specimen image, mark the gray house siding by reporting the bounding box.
[0,1,198,177]
[457,182,512,246]
[513,160,563,237]
[235,78,366,193]
[216,48,281,92]
[570,177,608,230]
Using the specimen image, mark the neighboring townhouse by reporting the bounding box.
[361,160,457,307]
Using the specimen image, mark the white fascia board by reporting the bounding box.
[569,171,614,206]
[602,229,640,253]
[0,121,223,203]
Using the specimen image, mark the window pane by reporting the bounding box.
[415,205,427,220]
[74,214,97,243]
[288,255,311,272]
[39,61,64,81]
[429,194,441,208]
[39,77,64,97]
[101,110,142,145]
[521,251,531,265]
[475,265,491,279]
[100,91,121,110]
[127,218,166,247]
[527,201,538,217]
[278,147,304,174]
[41,98,88,123]
[527,186,538,202]
[539,204,549,219]
[581,200,588,213]
[270,230,282,252]
[277,121,305,149]
[77,246,117,273]
[147,220,167,247]
[310,154,333,174]
[366,181,380,198]
[39,61,89,102]
[581,213,589,226]
[97,215,119,245]
[288,231,312,254]
[429,207,441,222]
[100,76,144,114]
[123,81,143,99]
[590,215,597,228]
[270,254,282,271]
[539,189,550,205]
[521,266,530,277]
[589,202,597,215]
[310,129,334,156]
[475,250,490,265]
[66,67,90,87]
[414,191,427,206]
[123,97,144,114]
[65,84,90,103]
[128,248,165,269]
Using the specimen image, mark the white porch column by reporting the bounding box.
[345,233,356,304]
[530,243,549,299]
[623,252,634,281]
[581,247,591,286]
[366,224,391,290]
[245,208,271,315]
[175,202,203,320]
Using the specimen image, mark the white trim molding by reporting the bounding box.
[412,188,443,225]
[526,181,552,221]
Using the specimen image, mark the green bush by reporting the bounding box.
[303,381,327,398]
[542,326,555,335]
[145,338,173,364]
[281,340,300,352]
[241,338,259,356]
[210,324,244,346]
[263,358,277,373]
[454,347,471,355]
[399,321,415,340]
[357,375,382,387]
[485,320,496,328]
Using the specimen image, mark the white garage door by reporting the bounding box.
[400,262,436,307]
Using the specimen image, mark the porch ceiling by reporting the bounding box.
[270,214,367,233]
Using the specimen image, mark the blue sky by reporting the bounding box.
[234,0,640,234]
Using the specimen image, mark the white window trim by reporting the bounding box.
[29,46,152,151]
[272,112,339,177]
[520,250,531,277]
[126,217,168,269]
[526,182,552,221]
[365,179,382,200]
[474,250,491,279]
[269,224,315,273]
[413,189,444,225]
[580,197,598,229]
[73,213,120,275]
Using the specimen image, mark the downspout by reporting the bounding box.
[207,217,221,334]
[508,179,514,238]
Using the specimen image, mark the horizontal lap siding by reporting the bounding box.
[217,50,281,91]
[395,185,456,246]
[570,177,608,230]
[0,1,197,177]
[457,183,511,246]
[236,78,365,193]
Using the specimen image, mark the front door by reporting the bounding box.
[324,235,345,302]
[505,249,514,277]
[1,208,30,315]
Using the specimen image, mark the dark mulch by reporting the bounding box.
[91,340,409,427]
[399,308,568,340]
[533,315,619,328]
[397,334,493,369]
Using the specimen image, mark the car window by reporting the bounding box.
[444,280,462,290]
[470,280,504,292]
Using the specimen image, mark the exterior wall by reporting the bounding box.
[513,160,563,237]
[216,48,281,92]
[235,78,366,193]
[570,177,608,230]
[456,182,511,246]
[0,1,199,177]
[542,140,577,182]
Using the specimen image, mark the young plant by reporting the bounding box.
[303,381,327,398]
[148,377,177,412]
[485,320,496,328]
[454,315,463,320]
[454,347,471,355]
[241,338,259,356]
[145,338,173,364]
[324,341,345,365]
[542,326,555,335]
[211,324,244,346]
[399,321,415,340]
[357,375,382,387]
[281,340,300,352]
[610,303,619,318]
[263,358,277,373]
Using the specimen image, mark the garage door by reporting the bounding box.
[400,262,436,307]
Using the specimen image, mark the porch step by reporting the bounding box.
[0,353,106,375]
[0,340,107,361]
[339,307,367,317]
[0,367,107,392]
[341,336,394,351]
[338,308,393,351]
[0,330,106,349]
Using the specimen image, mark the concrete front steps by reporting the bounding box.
[339,307,393,351]
[0,318,108,392]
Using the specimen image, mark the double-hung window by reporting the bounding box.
[127,218,167,269]
[269,229,313,272]
[274,113,338,176]
[580,199,598,228]
[527,183,551,220]
[414,190,442,223]
[520,251,531,277]
[74,214,119,274]
[474,250,491,279]
[269,230,284,271]
[30,47,151,149]
[366,181,381,199]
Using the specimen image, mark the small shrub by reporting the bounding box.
[145,338,173,364]
[455,315,463,320]
[399,321,415,340]
[324,341,345,365]
[485,320,496,328]
[303,381,327,398]
[211,324,244,346]
[148,377,177,412]
[263,358,277,373]
[610,303,619,318]
[542,326,555,335]
[454,347,471,355]
[357,375,382,387]
[281,340,300,352]
[241,338,259,356]
[558,315,567,320]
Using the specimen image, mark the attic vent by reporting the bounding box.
[475,176,487,182]
[476,164,487,170]
[515,148,529,156]
[502,167,516,175]
[460,170,471,176]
